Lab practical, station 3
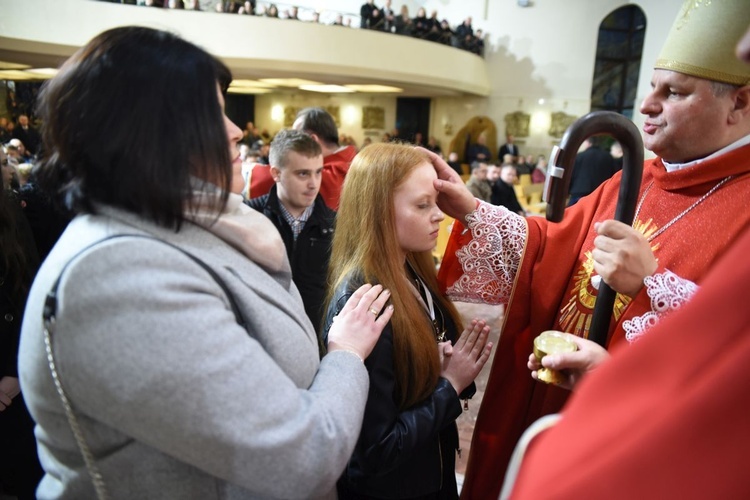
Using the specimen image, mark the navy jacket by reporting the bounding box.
[246,187,335,356]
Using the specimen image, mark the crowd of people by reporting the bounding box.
[3,1,750,499]
[98,0,487,55]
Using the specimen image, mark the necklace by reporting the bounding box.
[633,175,733,242]
[406,263,447,343]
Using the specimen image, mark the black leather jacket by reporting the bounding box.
[246,187,335,355]
[324,272,475,499]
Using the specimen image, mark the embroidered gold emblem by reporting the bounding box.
[557,218,660,338]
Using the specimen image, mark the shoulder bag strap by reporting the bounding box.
[42,233,246,500]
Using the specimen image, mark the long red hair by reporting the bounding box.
[328,143,463,409]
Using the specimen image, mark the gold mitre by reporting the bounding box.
[655,0,750,85]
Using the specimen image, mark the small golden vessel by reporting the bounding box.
[533,330,577,385]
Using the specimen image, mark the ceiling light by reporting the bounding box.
[0,70,40,80]
[25,68,58,77]
[0,61,31,70]
[227,86,273,94]
[344,84,403,93]
[260,78,324,87]
[299,84,355,93]
[230,79,276,89]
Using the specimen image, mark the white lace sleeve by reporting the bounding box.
[623,269,699,343]
[446,201,527,304]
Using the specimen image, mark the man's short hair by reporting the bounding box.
[710,81,742,97]
[270,129,323,169]
[294,107,340,147]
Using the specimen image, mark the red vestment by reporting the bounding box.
[438,144,750,499]
[247,145,356,210]
[510,223,750,499]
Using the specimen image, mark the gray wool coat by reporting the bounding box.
[18,206,369,499]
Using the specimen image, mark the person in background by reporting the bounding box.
[446,151,463,176]
[248,107,356,210]
[246,129,335,356]
[514,153,532,176]
[498,133,519,160]
[18,26,392,499]
[426,135,442,156]
[567,135,618,206]
[610,140,624,172]
[489,163,525,216]
[466,133,491,164]
[0,147,43,500]
[11,115,40,157]
[531,154,547,184]
[0,118,11,145]
[464,161,491,203]
[394,5,413,36]
[430,1,750,497]
[324,143,492,499]
[509,21,750,499]
[360,0,377,29]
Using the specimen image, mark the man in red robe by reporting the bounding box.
[508,223,750,498]
[508,18,750,500]
[430,1,750,497]
[246,107,356,210]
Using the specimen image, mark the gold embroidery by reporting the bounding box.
[558,219,660,338]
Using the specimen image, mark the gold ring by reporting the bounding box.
[369,308,379,316]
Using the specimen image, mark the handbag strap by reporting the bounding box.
[42,234,247,500]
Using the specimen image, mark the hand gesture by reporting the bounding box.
[415,147,477,222]
[327,284,393,361]
[440,319,493,394]
[0,376,20,412]
[527,334,609,391]
[592,220,658,297]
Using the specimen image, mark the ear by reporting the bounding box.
[270,166,281,182]
[728,85,750,124]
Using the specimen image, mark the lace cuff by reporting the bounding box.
[623,269,698,343]
[446,201,526,304]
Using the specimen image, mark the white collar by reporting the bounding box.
[662,134,750,172]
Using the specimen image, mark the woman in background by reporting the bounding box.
[19,26,391,499]
[325,143,492,499]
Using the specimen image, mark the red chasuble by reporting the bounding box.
[510,224,750,499]
[439,144,750,499]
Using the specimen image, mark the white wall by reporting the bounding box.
[427,0,685,159]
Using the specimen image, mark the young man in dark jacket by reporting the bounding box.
[245,129,335,357]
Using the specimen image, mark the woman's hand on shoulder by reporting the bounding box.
[0,376,20,411]
[440,319,492,394]
[327,284,393,361]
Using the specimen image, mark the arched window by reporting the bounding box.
[590,5,646,119]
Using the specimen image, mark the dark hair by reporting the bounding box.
[35,26,233,230]
[294,107,340,147]
[269,129,322,168]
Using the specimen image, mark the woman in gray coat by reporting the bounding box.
[18,27,392,499]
